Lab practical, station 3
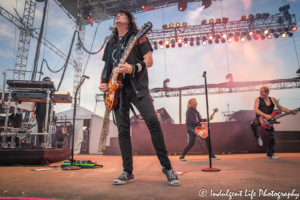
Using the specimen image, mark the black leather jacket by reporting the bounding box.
[185,107,207,132]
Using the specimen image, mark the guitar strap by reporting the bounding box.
[270,97,278,109]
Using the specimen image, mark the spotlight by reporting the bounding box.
[292,26,297,31]
[264,29,269,34]
[202,36,207,41]
[153,41,157,46]
[171,43,175,48]
[196,41,200,46]
[287,32,293,37]
[279,4,290,12]
[208,40,213,44]
[196,36,200,41]
[215,39,219,44]
[190,37,194,42]
[208,35,214,40]
[184,38,188,43]
[246,36,252,41]
[154,45,158,50]
[182,22,188,27]
[267,34,272,39]
[281,31,287,38]
[162,24,167,29]
[234,37,239,42]
[166,44,170,48]
[222,17,229,23]
[269,29,275,33]
[254,35,259,40]
[240,37,245,42]
[248,31,254,36]
[273,33,279,38]
[178,38,182,43]
[160,44,164,49]
[248,14,254,19]
[171,39,176,43]
[142,6,145,10]
[241,32,247,37]
[216,18,221,23]
[202,0,212,9]
[276,28,282,33]
[169,23,174,28]
[241,15,246,21]
[178,0,187,11]
[178,43,182,47]
[228,33,234,38]
[227,38,232,43]
[209,19,214,24]
[165,40,169,45]
[82,10,91,20]
[235,32,240,37]
[256,13,262,19]
[222,33,227,38]
[201,20,207,25]
[159,41,163,45]
[262,13,270,18]
[255,30,262,35]
[190,41,194,46]
[283,27,289,32]
[202,41,207,45]
[215,34,221,39]
[176,22,180,27]
[221,38,226,43]
[260,35,265,40]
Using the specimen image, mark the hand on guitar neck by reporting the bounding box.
[195,108,219,139]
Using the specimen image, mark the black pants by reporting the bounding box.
[181,131,216,158]
[251,118,275,156]
[35,113,45,148]
[114,86,171,174]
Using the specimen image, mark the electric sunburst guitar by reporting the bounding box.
[104,22,153,111]
[259,107,300,129]
[195,108,219,139]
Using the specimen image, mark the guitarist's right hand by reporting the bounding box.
[265,115,272,120]
[99,83,110,94]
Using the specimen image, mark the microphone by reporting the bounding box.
[202,71,206,77]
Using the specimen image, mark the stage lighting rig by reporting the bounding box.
[202,0,212,9]
[178,0,187,11]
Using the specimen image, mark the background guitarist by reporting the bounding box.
[179,98,220,161]
[99,10,179,186]
[251,86,297,159]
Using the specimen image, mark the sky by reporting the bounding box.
[0,0,300,124]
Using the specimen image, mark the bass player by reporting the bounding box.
[251,86,297,159]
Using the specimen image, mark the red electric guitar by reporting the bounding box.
[104,22,153,111]
[195,108,219,139]
[259,107,300,129]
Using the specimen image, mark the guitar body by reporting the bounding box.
[259,111,280,129]
[195,122,208,139]
[104,71,123,111]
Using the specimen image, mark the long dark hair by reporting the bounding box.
[109,10,138,45]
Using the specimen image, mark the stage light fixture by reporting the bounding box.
[196,41,200,46]
[254,35,259,40]
[182,22,188,27]
[202,41,207,45]
[246,36,252,41]
[176,22,180,27]
[279,4,290,12]
[184,42,188,47]
[267,34,272,39]
[209,19,214,24]
[256,13,262,19]
[248,31,254,36]
[162,24,167,29]
[222,17,229,23]
[171,43,175,48]
[160,44,164,49]
[240,37,245,42]
[215,34,221,39]
[208,35,214,40]
[196,36,200,41]
[153,41,157,45]
[262,13,270,18]
[178,0,188,11]
[159,41,163,45]
[169,23,174,28]
[216,18,221,23]
[235,32,240,37]
[264,30,269,34]
[215,39,219,44]
[190,41,194,46]
[166,44,170,48]
[221,38,226,43]
[273,33,279,38]
[82,10,91,20]
[260,35,265,40]
[202,0,212,9]
[178,43,182,47]
[283,27,289,32]
[222,33,227,38]
[142,6,145,10]
[227,38,232,43]
[255,30,262,35]
[201,20,207,25]
[184,38,188,43]
[248,14,254,19]
[208,40,213,44]
[276,28,282,33]
[234,37,239,42]
[202,36,207,41]
[287,32,293,37]
[178,38,182,43]
[190,37,194,42]
[165,40,169,45]
[292,26,297,31]
[154,45,158,50]
[171,39,176,43]
[241,15,246,21]
[241,32,247,37]
[269,29,275,33]
[228,33,234,38]
[281,33,286,38]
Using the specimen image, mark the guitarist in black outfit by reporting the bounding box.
[99,10,179,186]
[251,86,297,159]
[179,98,220,161]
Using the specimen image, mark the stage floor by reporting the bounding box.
[1,153,300,200]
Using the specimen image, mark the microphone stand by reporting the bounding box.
[62,75,89,170]
[201,71,220,172]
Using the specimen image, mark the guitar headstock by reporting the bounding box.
[213,108,219,113]
[135,21,153,39]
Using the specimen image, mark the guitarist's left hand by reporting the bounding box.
[114,62,132,74]
[209,115,214,121]
[291,109,298,115]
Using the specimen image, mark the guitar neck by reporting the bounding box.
[273,111,292,120]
